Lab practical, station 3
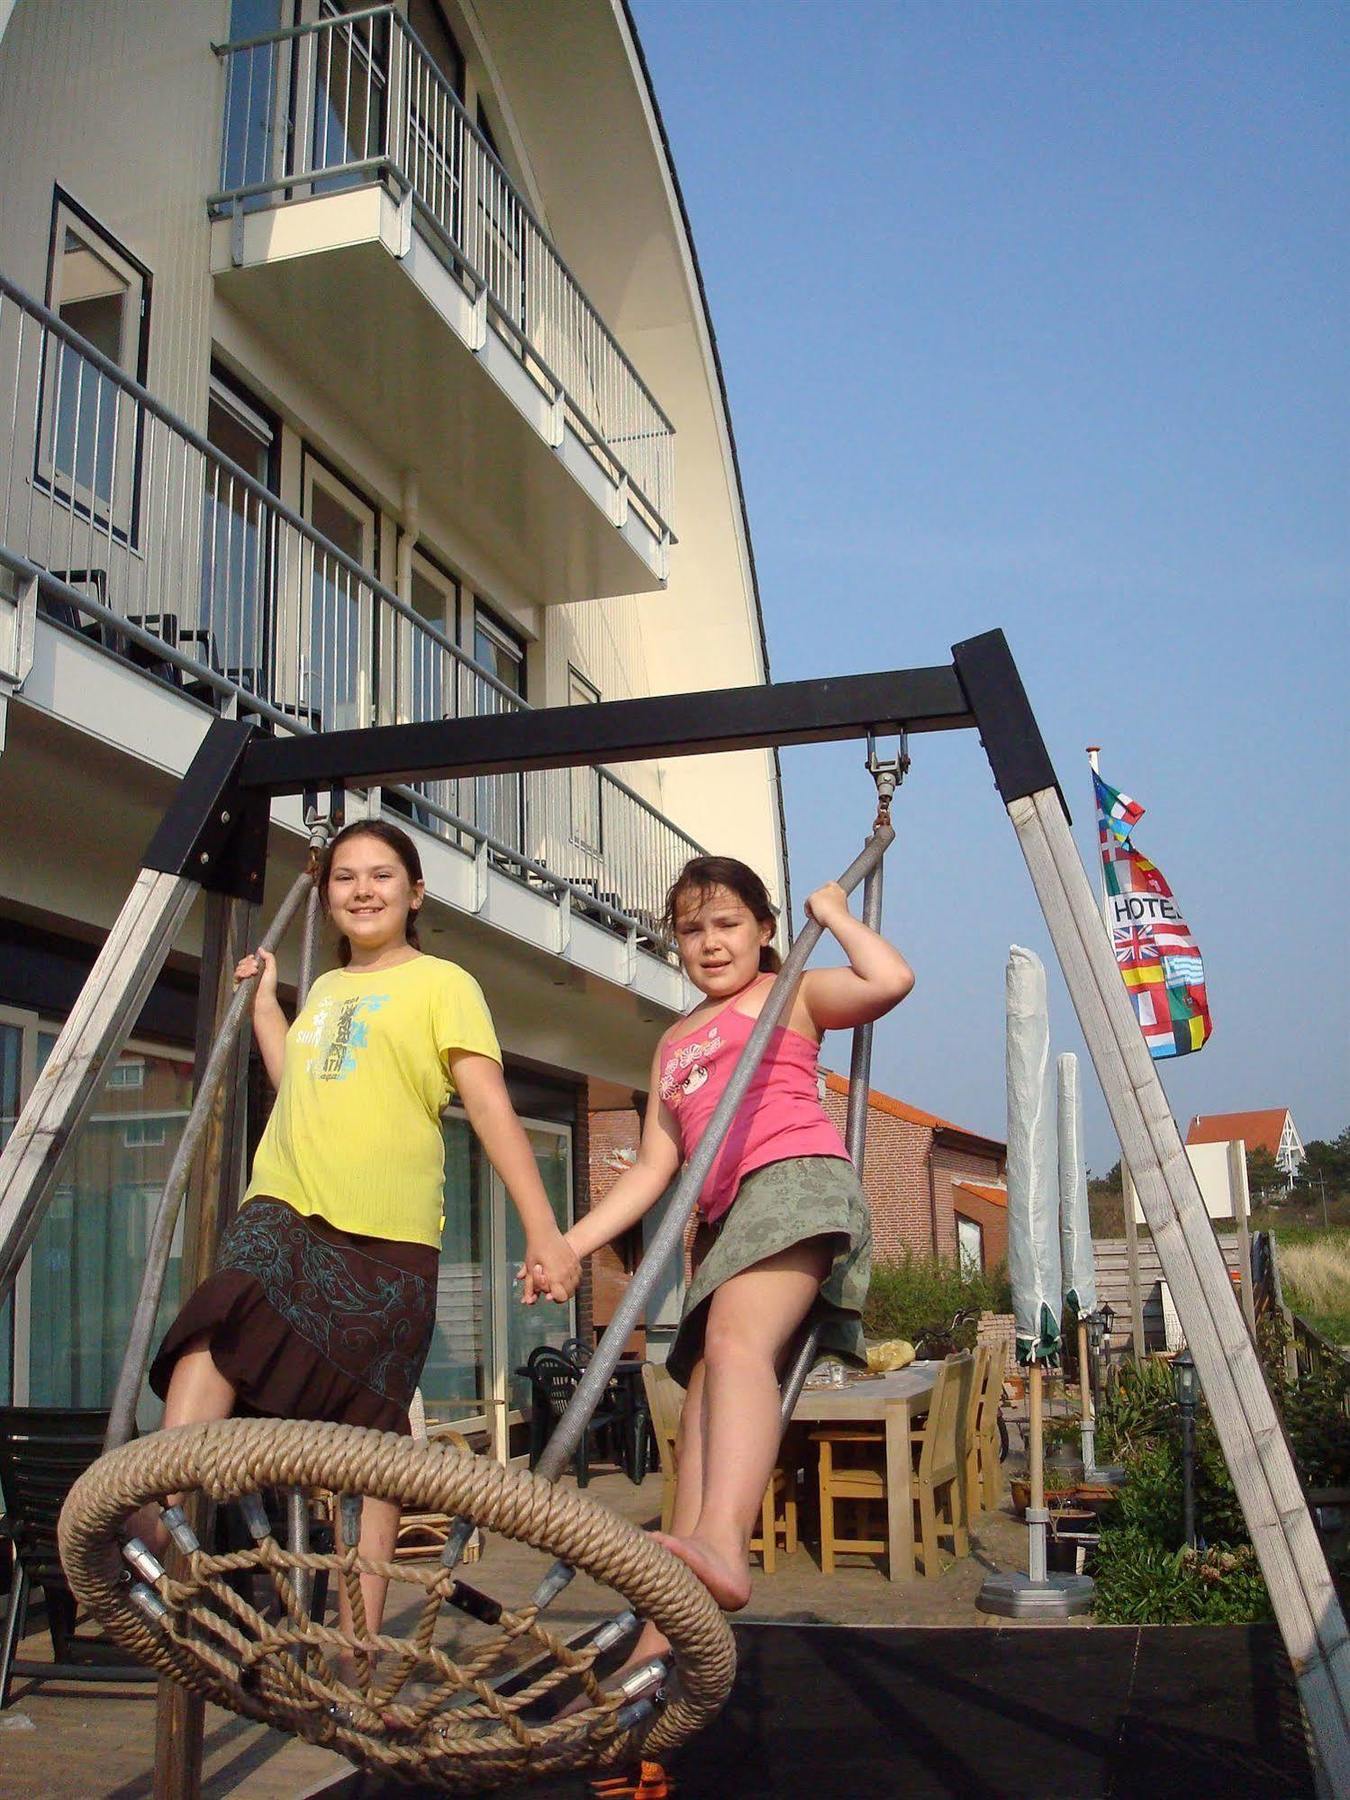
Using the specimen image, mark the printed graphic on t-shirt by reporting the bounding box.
[295,991,389,1082]
[659,1021,723,1106]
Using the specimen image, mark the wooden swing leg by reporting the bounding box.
[1009,783,1350,1792]
[0,868,198,1296]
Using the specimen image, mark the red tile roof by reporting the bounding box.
[1185,1110,1291,1156]
[822,1071,1004,1150]
[953,1180,1008,1210]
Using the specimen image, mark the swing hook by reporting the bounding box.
[302,785,344,874]
[865,730,908,830]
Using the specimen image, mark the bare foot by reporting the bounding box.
[651,1531,751,1611]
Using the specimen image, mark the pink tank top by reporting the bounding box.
[657,988,850,1225]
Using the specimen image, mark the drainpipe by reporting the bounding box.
[927,1135,940,1258]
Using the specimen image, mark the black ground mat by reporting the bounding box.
[316,1622,1316,1800]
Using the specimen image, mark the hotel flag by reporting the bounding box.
[1093,770,1213,1059]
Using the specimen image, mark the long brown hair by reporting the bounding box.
[318,820,425,966]
[661,855,782,973]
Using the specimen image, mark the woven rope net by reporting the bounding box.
[58,1417,736,1791]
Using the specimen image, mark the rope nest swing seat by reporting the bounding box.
[59,1416,733,1786]
[50,761,902,1790]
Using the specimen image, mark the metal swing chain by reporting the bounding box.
[779,732,908,1423]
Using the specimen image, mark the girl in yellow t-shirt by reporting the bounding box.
[144,819,579,1646]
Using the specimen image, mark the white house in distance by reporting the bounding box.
[0,0,784,1458]
[1186,1110,1307,1188]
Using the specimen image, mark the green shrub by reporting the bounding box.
[1095,1360,1176,1462]
[1280,1371,1350,1490]
[1092,1530,1272,1625]
[862,1252,1011,1344]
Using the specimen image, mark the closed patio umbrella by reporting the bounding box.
[978,947,1093,1616]
[1058,1051,1100,1476]
[1007,945,1061,1367]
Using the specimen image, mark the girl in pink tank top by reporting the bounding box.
[560,852,913,1680]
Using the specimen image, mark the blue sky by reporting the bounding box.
[632,1,1348,1171]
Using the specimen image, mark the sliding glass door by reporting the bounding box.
[421,1110,572,1462]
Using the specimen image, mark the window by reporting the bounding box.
[122,1119,168,1149]
[469,604,526,854]
[472,604,525,697]
[956,1215,983,1278]
[201,371,278,696]
[302,456,378,732]
[403,0,468,242]
[568,668,602,854]
[409,551,460,723]
[409,0,465,97]
[39,195,150,533]
[473,99,525,327]
[222,0,285,198]
[3,1016,193,1417]
[314,0,390,190]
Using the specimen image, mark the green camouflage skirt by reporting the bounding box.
[666,1155,872,1389]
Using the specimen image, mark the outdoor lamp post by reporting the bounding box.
[1172,1347,1199,1548]
[1086,1302,1114,1392]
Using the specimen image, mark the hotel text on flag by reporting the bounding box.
[1093,770,1213,1060]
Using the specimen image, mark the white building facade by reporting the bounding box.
[0,0,784,1456]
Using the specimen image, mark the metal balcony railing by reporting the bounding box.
[213,5,676,539]
[0,271,702,950]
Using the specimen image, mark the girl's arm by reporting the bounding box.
[565,1047,682,1260]
[451,1052,581,1305]
[235,949,288,1091]
[797,881,915,1032]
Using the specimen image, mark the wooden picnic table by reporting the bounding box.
[790,1360,942,1582]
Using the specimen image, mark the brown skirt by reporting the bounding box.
[150,1197,438,1435]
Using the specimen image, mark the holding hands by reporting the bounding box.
[518,1229,582,1306]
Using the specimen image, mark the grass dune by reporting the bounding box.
[1279,1234,1350,1341]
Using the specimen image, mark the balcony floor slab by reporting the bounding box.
[211,191,667,603]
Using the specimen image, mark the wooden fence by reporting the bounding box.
[1093,1233,1243,1359]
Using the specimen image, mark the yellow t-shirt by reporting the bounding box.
[244,954,501,1247]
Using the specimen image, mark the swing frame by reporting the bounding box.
[0,626,1345,1796]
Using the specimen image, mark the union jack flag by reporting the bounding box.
[1113,923,1158,966]
[1095,769,1212,1059]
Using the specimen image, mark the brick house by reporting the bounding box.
[819,1074,1007,1274]
[582,1069,1007,1347]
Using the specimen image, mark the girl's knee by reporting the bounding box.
[702,1313,774,1375]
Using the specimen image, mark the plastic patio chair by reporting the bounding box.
[515,1347,622,1487]
[0,1407,153,1705]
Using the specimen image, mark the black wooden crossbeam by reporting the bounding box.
[145,631,1066,886]
[239,665,972,795]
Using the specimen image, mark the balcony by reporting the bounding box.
[0,271,701,964]
[210,6,674,602]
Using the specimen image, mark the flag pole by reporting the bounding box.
[1089,746,1145,1368]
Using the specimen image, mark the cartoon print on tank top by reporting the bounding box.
[659,1020,723,1106]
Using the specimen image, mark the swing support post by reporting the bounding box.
[0,629,1342,1791]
